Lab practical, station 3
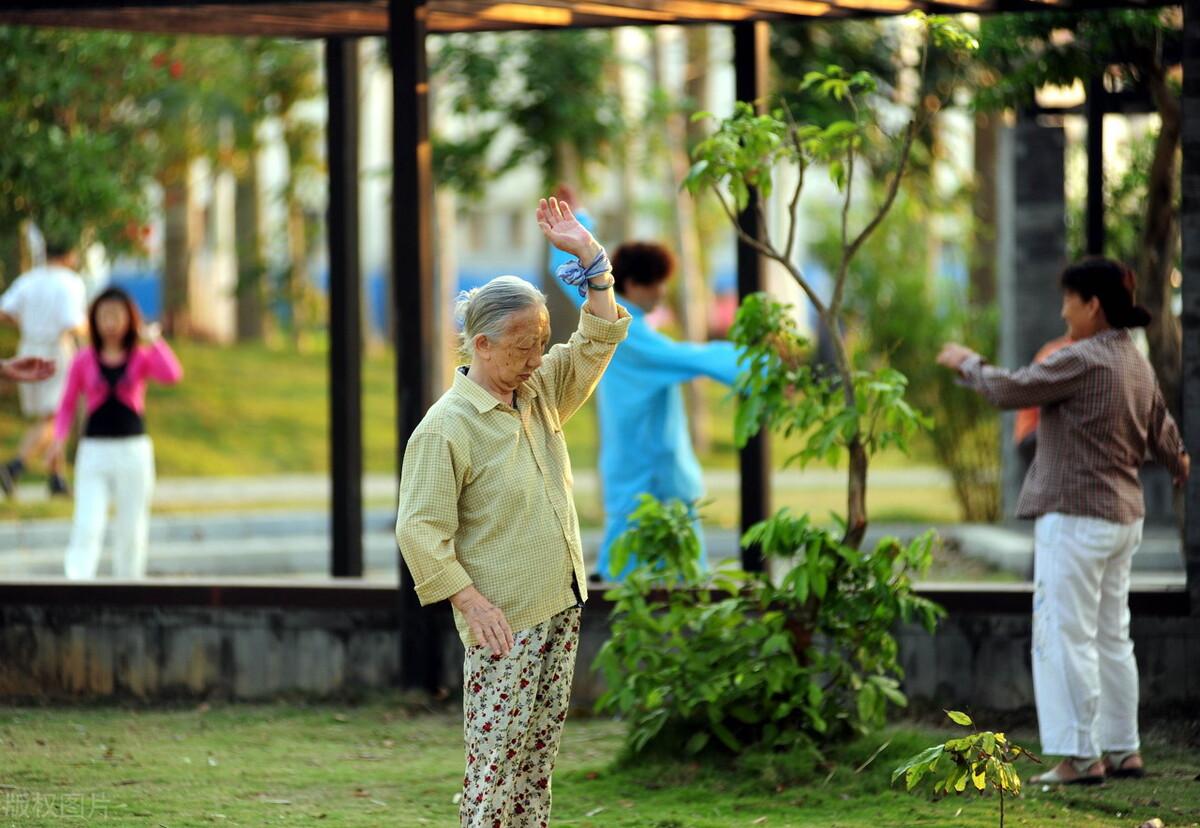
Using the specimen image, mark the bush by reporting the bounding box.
[593,495,943,756]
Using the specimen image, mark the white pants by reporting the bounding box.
[1032,512,1142,759]
[64,436,156,580]
[16,338,73,418]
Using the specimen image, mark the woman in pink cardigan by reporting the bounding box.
[50,288,183,579]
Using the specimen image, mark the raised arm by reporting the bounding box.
[537,197,617,322]
[621,326,743,388]
[138,331,184,385]
[534,197,631,421]
[938,342,1089,410]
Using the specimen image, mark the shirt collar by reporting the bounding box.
[453,366,537,414]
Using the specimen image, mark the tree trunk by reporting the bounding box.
[235,152,266,342]
[542,151,583,347]
[434,187,458,387]
[654,27,712,454]
[161,169,192,338]
[826,317,868,549]
[286,197,309,349]
[970,111,999,307]
[1138,66,1183,418]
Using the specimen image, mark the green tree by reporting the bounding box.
[143,36,322,343]
[974,8,1183,415]
[686,13,978,548]
[0,27,164,281]
[813,189,1000,521]
[430,29,624,340]
[431,30,623,194]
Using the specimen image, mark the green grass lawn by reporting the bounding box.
[1,701,1195,827]
[0,340,944,478]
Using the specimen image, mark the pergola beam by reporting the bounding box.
[0,0,1181,38]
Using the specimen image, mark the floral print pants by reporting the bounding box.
[460,606,581,828]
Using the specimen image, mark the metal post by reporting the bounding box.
[1086,74,1106,256]
[734,20,771,573]
[390,0,445,692]
[326,37,364,578]
[1181,0,1200,616]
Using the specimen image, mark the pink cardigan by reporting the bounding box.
[54,339,184,440]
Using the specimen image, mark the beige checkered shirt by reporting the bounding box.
[397,306,631,646]
[960,328,1186,523]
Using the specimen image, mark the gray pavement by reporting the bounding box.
[5,467,957,506]
[0,504,1186,586]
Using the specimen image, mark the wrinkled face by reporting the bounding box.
[478,305,551,392]
[1060,290,1103,340]
[95,299,131,344]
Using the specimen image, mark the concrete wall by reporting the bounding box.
[0,605,403,701]
[0,585,1194,712]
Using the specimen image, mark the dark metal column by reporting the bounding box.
[1086,74,1106,256]
[390,0,445,692]
[326,37,364,578]
[734,20,771,573]
[1181,0,1200,616]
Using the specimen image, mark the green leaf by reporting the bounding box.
[946,710,973,727]
[971,761,987,791]
[709,719,742,752]
[685,731,709,754]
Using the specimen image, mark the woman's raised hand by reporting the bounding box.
[936,343,977,372]
[140,322,163,343]
[537,197,598,261]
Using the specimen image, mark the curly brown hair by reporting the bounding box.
[611,242,675,295]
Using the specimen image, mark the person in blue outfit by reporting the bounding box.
[553,231,742,580]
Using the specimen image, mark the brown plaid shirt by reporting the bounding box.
[960,329,1186,523]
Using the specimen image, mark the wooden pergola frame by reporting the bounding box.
[1,0,1195,694]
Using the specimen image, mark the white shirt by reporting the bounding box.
[0,265,87,346]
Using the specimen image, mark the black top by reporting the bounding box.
[84,360,145,438]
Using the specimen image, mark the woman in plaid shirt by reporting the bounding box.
[938,258,1189,785]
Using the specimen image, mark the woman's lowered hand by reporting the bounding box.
[451,585,515,657]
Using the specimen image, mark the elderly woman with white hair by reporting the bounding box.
[397,197,629,827]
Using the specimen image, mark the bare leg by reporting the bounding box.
[17,417,55,470]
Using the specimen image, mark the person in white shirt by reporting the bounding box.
[0,236,88,497]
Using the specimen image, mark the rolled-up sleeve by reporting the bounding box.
[536,305,632,422]
[959,349,1088,410]
[395,431,473,605]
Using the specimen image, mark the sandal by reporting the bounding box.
[1103,750,1146,779]
[1030,757,1105,786]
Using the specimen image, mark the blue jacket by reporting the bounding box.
[551,237,742,578]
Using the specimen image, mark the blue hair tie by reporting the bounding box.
[555,249,611,298]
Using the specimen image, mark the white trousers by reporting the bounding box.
[64,436,156,580]
[1032,512,1142,759]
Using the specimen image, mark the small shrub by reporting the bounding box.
[892,710,1040,828]
[593,495,943,755]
